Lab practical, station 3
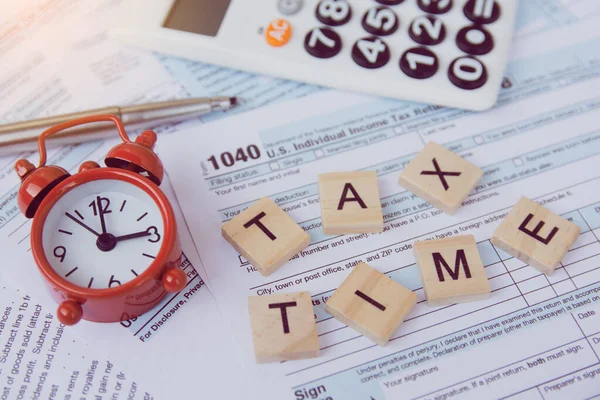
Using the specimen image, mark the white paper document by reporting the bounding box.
[0,281,153,399]
[158,18,600,399]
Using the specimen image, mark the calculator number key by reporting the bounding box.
[304,27,342,59]
[409,15,446,46]
[362,6,399,36]
[417,0,452,15]
[448,56,488,90]
[352,37,390,69]
[456,25,494,55]
[400,47,439,79]
[316,0,352,27]
[464,0,500,24]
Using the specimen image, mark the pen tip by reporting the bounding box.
[230,97,239,106]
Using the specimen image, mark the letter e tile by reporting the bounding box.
[319,171,383,234]
[398,142,483,214]
[325,262,416,346]
[222,197,309,276]
[248,292,319,363]
[414,235,490,306]
[491,197,580,276]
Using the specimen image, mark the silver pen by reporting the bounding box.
[0,96,238,155]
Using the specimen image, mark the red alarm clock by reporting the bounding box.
[15,115,187,326]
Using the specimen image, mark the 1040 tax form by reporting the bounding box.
[159,17,600,400]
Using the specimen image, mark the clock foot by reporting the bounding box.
[57,300,83,325]
[162,268,186,293]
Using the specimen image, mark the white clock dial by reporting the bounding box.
[41,179,164,289]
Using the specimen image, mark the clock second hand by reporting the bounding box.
[65,212,100,236]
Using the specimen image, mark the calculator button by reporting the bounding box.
[352,37,390,69]
[304,27,342,58]
[463,0,500,24]
[456,25,494,55]
[315,0,352,27]
[409,15,446,46]
[265,19,292,47]
[375,0,405,5]
[362,6,399,36]
[400,47,439,79]
[278,0,303,15]
[448,56,488,90]
[417,0,452,15]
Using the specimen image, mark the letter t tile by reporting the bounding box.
[222,197,310,276]
[248,292,319,363]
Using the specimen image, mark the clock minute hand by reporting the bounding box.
[65,212,100,236]
[97,196,108,234]
[114,229,152,242]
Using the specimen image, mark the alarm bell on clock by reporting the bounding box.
[14,115,186,326]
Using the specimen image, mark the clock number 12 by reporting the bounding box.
[207,145,261,171]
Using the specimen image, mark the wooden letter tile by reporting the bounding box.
[325,262,416,346]
[248,292,319,363]
[222,197,309,276]
[414,235,490,306]
[398,142,483,214]
[319,171,383,235]
[491,197,580,276]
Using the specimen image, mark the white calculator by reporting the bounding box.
[111,0,518,111]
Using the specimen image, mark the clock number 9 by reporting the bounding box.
[147,226,161,243]
[109,275,122,288]
[53,246,66,263]
[207,145,261,170]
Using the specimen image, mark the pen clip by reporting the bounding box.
[37,114,131,168]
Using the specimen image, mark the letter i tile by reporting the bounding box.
[222,197,310,276]
[248,292,319,363]
[319,171,383,234]
[414,235,490,306]
[325,262,416,346]
[491,197,580,276]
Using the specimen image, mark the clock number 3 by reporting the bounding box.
[147,226,161,243]
[53,246,66,262]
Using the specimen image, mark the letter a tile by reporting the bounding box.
[491,197,580,276]
[222,197,309,276]
[325,262,416,346]
[248,292,319,363]
[319,171,383,235]
[414,235,490,306]
[398,142,483,214]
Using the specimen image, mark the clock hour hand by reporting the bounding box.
[114,228,152,242]
[65,212,100,236]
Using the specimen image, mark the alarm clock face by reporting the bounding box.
[41,179,164,289]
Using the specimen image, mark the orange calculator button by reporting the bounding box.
[265,19,292,47]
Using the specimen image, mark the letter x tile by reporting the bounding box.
[326,262,416,346]
[491,197,580,276]
[248,292,319,363]
[398,142,483,214]
[319,171,383,235]
[414,235,490,306]
[222,197,310,276]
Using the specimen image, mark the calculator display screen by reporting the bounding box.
[163,0,231,37]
